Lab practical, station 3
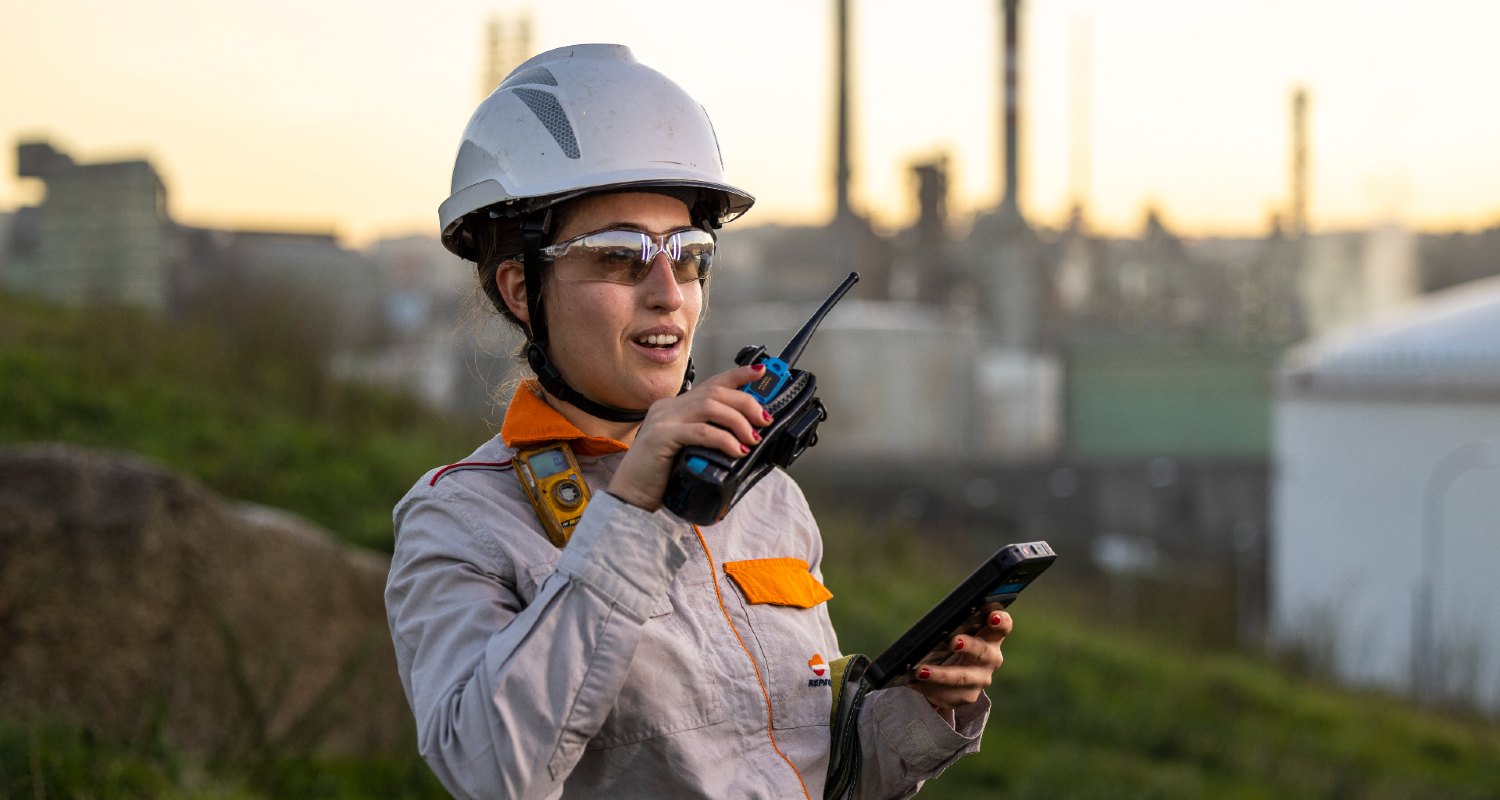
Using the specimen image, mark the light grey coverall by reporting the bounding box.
[385,386,989,799]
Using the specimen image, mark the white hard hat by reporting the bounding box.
[439,43,755,261]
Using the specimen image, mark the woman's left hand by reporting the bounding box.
[905,606,1012,711]
[606,363,770,512]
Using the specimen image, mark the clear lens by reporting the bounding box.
[669,230,715,283]
[545,228,715,284]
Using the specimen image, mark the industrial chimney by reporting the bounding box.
[834,0,853,223]
[1290,87,1308,238]
[482,14,532,100]
[998,0,1024,224]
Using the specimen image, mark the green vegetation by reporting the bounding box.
[1,718,447,799]
[818,513,1500,800]
[4,291,1500,797]
[0,291,488,551]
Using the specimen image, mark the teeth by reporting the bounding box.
[637,334,679,347]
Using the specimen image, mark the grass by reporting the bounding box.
[4,291,1500,797]
[0,291,487,551]
[0,719,448,800]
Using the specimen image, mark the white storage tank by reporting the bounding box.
[695,299,1060,460]
[1273,274,1500,713]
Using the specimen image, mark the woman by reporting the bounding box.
[385,44,1011,799]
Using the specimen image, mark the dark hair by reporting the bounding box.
[472,215,531,335]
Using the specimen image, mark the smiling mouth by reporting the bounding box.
[633,333,681,349]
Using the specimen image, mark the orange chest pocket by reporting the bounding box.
[723,557,833,608]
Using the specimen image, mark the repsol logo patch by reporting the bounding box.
[807,654,830,687]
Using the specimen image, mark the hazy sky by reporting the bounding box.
[2,0,1498,245]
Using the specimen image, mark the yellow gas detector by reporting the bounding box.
[514,443,591,547]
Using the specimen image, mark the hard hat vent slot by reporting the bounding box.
[500,67,558,90]
[512,88,582,160]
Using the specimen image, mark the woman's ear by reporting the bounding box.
[496,259,531,326]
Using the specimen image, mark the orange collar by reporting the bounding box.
[501,381,631,457]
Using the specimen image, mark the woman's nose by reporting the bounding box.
[640,254,685,309]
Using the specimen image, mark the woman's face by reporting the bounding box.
[539,191,703,412]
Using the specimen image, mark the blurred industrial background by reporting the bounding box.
[4,0,1500,796]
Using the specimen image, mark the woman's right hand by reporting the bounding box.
[607,363,773,512]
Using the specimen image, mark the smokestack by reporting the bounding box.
[481,14,533,100]
[1291,87,1308,238]
[834,0,853,222]
[517,17,532,71]
[1068,16,1092,214]
[999,0,1023,222]
[912,155,950,247]
[483,18,504,98]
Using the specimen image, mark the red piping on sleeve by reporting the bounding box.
[429,460,514,486]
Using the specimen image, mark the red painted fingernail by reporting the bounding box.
[740,444,750,454]
[762,409,773,422]
[989,612,1004,627]
[751,430,762,442]
[953,639,965,651]
[752,363,766,372]
[917,667,931,680]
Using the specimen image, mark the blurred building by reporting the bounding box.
[707,174,1309,463]
[1418,223,1500,294]
[697,299,987,460]
[3,140,378,327]
[0,139,508,416]
[176,227,387,339]
[332,235,513,415]
[1274,275,1500,713]
[3,141,172,313]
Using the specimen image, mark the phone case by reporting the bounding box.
[864,541,1056,689]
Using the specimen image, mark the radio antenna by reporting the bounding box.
[777,272,860,366]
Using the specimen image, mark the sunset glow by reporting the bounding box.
[2,0,1498,244]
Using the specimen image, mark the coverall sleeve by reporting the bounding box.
[385,487,688,800]
[853,686,990,799]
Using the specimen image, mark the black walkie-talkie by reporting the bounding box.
[663,272,859,525]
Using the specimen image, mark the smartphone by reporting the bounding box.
[864,541,1056,689]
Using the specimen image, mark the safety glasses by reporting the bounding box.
[539,227,715,285]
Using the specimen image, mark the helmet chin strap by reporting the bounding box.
[520,211,694,425]
[525,342,694,424]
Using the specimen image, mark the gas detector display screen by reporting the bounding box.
[528,449,571,479]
